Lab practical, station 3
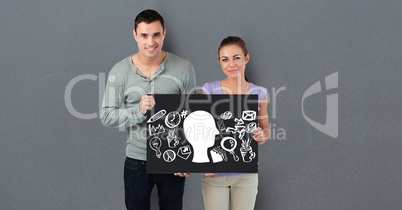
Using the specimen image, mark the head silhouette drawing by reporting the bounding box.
[183,110,219,163]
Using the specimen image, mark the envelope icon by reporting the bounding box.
[177,145,192,160]
[242,110,256,121]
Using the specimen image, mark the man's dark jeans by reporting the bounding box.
[124,157,186,210]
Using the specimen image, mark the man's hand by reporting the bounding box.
[174,173,191,177]
[139,93,155,114]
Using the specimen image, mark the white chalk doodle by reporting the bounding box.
[148,124,166,136]
[149,137,162,158]
[245,122,257,133]
[234,118,244,125]
[220,137,239,162]
[226,125,246,139]
[184,110,219,163]
[180,110,189,118]
[147,109,166,123]
[177,145,192,160]
[210,146,228,163]
[167,129,179,148]
[220,111,233,120]
[165,111,181,128]
[235,125,245,131]
[242,110,256,121]
[217,119,226,131]
[226,127,235,134]
[240,138,256,163]
[238,128,246,140]
[163,150,176,162]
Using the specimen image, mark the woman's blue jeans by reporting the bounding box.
[124,157,186,210]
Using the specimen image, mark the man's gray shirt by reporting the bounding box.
[101,52,196,160]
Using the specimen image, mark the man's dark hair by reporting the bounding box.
[134,9,164,32]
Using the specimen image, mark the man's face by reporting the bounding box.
[133,21,166,59]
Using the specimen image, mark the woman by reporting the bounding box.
[201,36,270,210]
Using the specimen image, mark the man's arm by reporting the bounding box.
[100,72,147,128]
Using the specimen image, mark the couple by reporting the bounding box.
[101,9,270,210]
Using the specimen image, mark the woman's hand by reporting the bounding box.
[253,127,269,145]
[203,173,216,177]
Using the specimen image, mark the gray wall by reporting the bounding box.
[1,0,401,209]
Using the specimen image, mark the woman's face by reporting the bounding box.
[218,44,249,80]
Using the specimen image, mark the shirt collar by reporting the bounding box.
[130,52,169,80]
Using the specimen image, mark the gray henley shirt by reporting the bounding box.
[101,52,196,160]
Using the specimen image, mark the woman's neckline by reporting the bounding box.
[218,80,252,94]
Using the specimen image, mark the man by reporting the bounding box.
[101,9,195,210]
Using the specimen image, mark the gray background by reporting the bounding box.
[1,0,401,209]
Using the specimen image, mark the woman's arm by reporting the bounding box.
[253,95,270,144]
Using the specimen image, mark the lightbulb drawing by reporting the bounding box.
[149,137,162,158]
